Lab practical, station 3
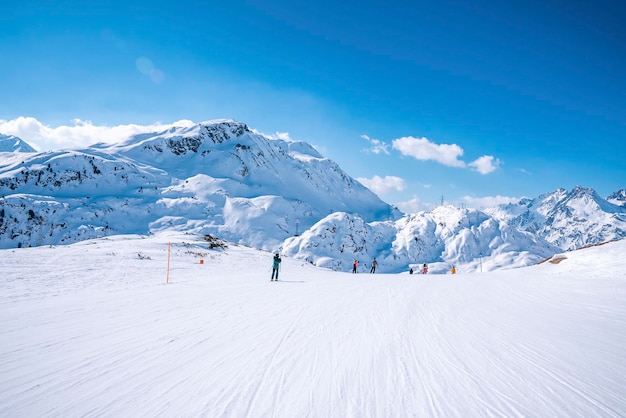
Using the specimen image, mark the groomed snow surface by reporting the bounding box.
[1,233,625,417]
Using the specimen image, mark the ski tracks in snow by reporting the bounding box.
[2,235,626,417]
[242,302,310,417]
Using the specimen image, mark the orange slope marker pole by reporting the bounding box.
[166,242,171,284]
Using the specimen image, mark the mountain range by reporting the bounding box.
[1,120,624,272]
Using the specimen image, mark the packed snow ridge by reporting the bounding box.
[1,120,625,272]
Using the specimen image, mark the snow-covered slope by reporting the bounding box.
[0,120,395,250]
[1,233,625,417]
[0,133,36,153]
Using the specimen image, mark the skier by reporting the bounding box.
[422,263,428,275]
[451,265,456,274]
[409,267,414,275]
[352,259,358,273]
[271,253,281,281]
[370,258,378,274]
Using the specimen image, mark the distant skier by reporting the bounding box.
[422,263,428,275]
[451,265,456,274]
[370,258,378,274]
[352,259,359,273]
[271,253,281,281]
[409,267,414,275]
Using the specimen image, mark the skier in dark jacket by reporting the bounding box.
[271,253,282,281]
[370,258,378,273]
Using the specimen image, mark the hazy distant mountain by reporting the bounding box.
[484,186,626,251]
[0,133,36,153]
[607,189,626,207]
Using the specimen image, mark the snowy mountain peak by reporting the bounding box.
[486,186,626,251]
[195,119,250,143]
[105,119,250,155]
[560,185,616,214]
[0,119,393,251]
[608,189,626,207]
[567,185,600,201]
[0,133,37,153]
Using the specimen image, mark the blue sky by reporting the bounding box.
[1,0,624,211]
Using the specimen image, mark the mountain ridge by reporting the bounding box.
[1,121,624,272]
[485,186,626,251]
[0,120,394,252]
[0,133,37,153]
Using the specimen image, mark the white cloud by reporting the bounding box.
[392,136,465,168]
[469,155,500,175]
[272,131,293,141]
[394,195,435,213]
[249,129,328,154]
[250,128,294,141]
[356,175,406,196]
[461,195,521,208]
[0,117,195,151]
[250,129,304,143]
[361,134,390,155]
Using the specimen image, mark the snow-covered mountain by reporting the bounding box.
[283,206,559,273]
[608,189,626,207]
[0,133,37,152]
[484,186,626,251]
[0,120,395,251]
[1,121,623,272]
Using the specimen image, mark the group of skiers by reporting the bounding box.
[409,264,456,274]
[270,253,456,281]
[351,260,457,275]
[352,258,378,274]
[409,263,429,275]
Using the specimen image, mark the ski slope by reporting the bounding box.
[1,233,625,417]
